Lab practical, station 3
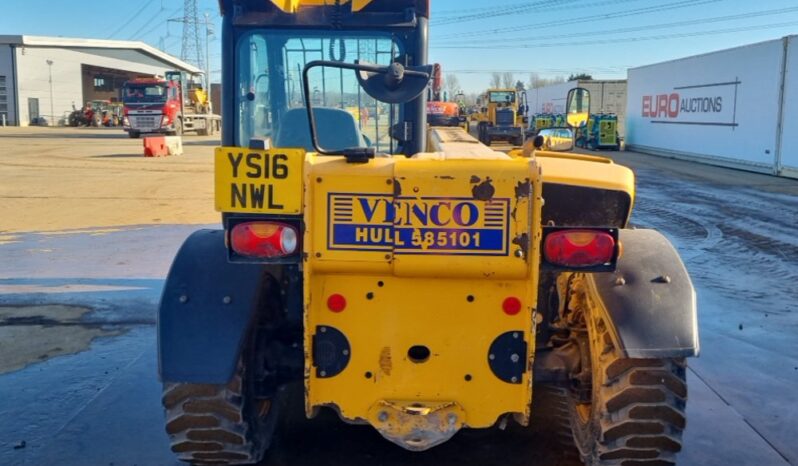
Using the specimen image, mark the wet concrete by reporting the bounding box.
[1,141,797,465]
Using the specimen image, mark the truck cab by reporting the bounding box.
[121,72,219,138]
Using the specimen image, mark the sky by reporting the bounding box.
[1,0,797,93]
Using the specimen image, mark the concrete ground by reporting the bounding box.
[0,127,796,465]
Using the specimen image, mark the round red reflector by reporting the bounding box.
[503,297,522,315]
[327,294,346,313]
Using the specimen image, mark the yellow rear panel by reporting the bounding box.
[303,154,542,433]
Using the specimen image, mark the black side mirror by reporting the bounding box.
[356,61,433,104]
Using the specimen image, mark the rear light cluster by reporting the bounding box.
[230,221,298,258]
[543,229,616,268]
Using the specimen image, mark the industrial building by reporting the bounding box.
[0,35,201,126]
[626,35,797,178]
[526,79,627,136]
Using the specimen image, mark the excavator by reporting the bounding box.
[426,63,469,131]
[157,1,698,464]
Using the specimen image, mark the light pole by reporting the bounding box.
[204,12,213,109]
[46,59,54,126]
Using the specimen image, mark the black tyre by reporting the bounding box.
[197,121,209,136]
[568,300,687,465]
[162,356,278,465]
[171,118,183,136]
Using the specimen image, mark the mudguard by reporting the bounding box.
[585,229,699,358]
[158,229,277,383]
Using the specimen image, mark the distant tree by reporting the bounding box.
[528,72,567,89]
[490,72,502,88]
[515,80,526,92]
[501,72,515,89]
[568,73,593,81]
[444,74,461,100]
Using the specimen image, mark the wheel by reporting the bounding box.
[197,119,210,136]
[566,278,687,466]
[161,279,284,465]
[171,118,183,136]
[128,131,140,139]
[162,355,279,465]
[477,122,487,144]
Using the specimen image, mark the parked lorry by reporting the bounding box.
[157,1,698,465]
[121,71,220,138]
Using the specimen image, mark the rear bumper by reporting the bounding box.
[427,115,465,127]
[486,126,522,138]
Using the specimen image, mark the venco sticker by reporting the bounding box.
[640,79,741,127]
[327,193,510,256]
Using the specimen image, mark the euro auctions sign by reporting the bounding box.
[641,79,741,127]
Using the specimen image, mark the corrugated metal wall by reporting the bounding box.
[526,80,627,136]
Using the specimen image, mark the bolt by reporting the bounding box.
[315,252,322,258]
[378,411,389,422]
[512,332,519,339]
[511,376,518,383]
[316,177,322,183]
[615,277,626,286]
[654,275,672,284]
[489,353,495,360]
[514,249,524,258]
[386,179,393,185]
[384,254,392,260]
[222,296,232,304]
[342,349,349,356]
[178,295,188,304]
[320,326,327,333]
[320,370,327,377]
[510,353,520,363]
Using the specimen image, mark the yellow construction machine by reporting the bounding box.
[157,2,698,465]
[476,87,527,146]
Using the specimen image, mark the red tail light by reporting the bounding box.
[502,297,522,315]
[544,229,615,268]
[230,222,298,258]
[327,294,346,312]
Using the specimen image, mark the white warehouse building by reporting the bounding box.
[0,35,200,126]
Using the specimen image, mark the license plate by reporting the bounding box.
[214,147,304,214]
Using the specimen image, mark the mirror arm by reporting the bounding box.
[301,60,377,162]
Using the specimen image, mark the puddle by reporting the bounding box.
[0,305,123,374]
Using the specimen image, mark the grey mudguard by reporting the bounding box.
[158,229,274,383]
[585,229,699,358]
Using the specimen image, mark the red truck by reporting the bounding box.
[121,71,220,138]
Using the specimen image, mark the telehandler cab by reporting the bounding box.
[158,1,698,465]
